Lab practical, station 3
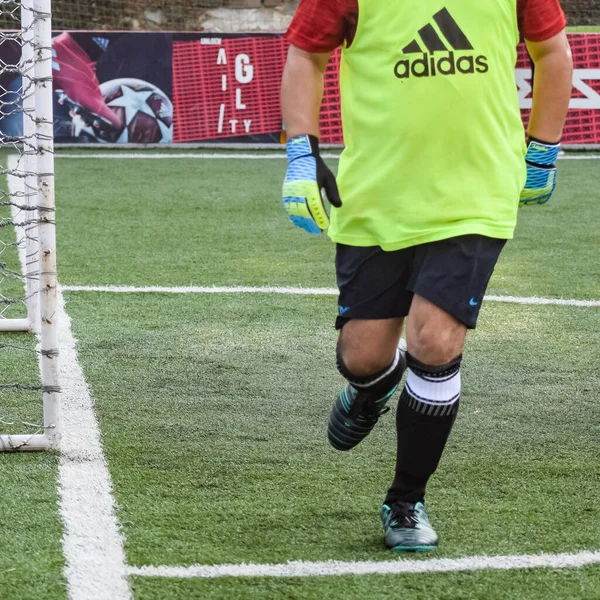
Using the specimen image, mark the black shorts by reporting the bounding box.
[335,235,506,330]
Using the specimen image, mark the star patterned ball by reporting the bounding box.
[98,78,173,143]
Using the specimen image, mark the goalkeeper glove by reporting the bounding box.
[282,134,342,235]
[520,137,560,206]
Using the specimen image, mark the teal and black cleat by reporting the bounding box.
[327,383,398,451]
[381,501,439,552]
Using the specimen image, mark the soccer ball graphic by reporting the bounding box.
[100,78,173,143]
[72,78,173,143]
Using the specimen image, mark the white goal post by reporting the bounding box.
[0,0,59,451]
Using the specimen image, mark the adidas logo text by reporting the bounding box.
[394,8,489,80]
[394,52,488,79]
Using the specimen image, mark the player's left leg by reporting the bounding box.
[382,296,465,552]
[381,234,506,552]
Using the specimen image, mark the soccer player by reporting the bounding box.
[281,0,572,551]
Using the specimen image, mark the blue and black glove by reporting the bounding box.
[282,134,342,235]
[520,137,561,206]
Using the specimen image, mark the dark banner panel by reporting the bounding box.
[0,32,598,145]
[52,32,173,143]
[0,31,173,144]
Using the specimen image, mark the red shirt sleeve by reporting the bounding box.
[284,0,358,53]
[518,0,567,42]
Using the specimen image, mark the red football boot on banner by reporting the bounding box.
[51,32,121,129]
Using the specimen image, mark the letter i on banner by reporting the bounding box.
[217,46,227,134]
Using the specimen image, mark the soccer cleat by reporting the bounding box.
[51,32,121,128]
[381,501,439,552]
[328,383,397,451]
[328,342,407,451]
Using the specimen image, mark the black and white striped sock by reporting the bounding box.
[337,347,406,404]
[385,353,462,504]
[404,354,461,416]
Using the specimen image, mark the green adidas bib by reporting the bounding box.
[328,0,527,250]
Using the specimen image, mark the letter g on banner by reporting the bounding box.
[235,54,254,84]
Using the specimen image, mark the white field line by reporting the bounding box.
[54,153,317,159]
[56,294,132,600]
[129,550,600,579]
[484,294,600,307]
[7,156,132,600]
[61,284,339,295]
[53,153,600,160]
[557,154,600,159]
[60,285,600,307]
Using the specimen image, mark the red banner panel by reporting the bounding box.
[173,37,286,141]
[173,34,600,145]
[516,34,600,146]
[320,49,344,145]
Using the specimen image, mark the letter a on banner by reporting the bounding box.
[217,48,227,65]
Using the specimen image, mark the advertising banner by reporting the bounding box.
[173,34,284,144]
[0,32,598,145]
[52,32,173,143]
[172,33,600,146]
[0,31,173,144]
[516,35,600,147]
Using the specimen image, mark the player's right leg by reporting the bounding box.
[327,244,413,451]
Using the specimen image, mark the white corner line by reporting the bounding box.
[54,153,292,160]
[559,154,600,160]
[59,285,600,307]
[56,293,133,600]
[128,550,600,580]
[8,155,132,600]
[60,284,339,295]
[484,294,600,307]
[53,152,600,160]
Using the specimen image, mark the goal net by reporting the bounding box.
[0,0,281,32]
[0,0,59,451]
[0,0,594,32]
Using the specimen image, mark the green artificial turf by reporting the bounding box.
[130,565,600,600]
[1,151,599,599]
[0,332,47,434]
[55,154,335,288]
[65,293,600,568]
[0,453,65,600]
[56,155,600,300]
[0,332,64,599]
[493,160,600,299]
[0,175,28,320]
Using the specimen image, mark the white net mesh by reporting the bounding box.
[0,0,288,31]
[0,0,596,32]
